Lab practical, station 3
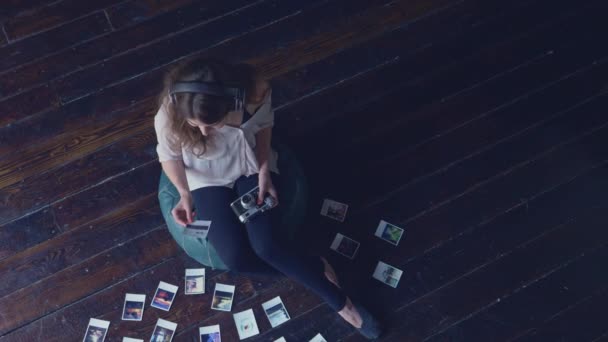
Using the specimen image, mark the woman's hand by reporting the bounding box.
[258,171,279,206]
[172,192,195,226]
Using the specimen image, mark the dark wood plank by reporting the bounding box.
[0,161,159,261]
[356,198,608,341]
[421,213,608,342]
[0,129,156,223]
[52,0,419,104]
[0,84,59,127]
[106,0,201,29]
[322,11,608,213]
[0,193,162,298]
[270,0,550,109]
[51,0,326,103]
[3,0,122,41]
[509,287,608,342]
[0,227,179,335]
[0,11,111,73]
[0,0,58,20]
[0,95,158,191]
[0,26,7,47]
[291,0,606,159]
[345,60,608,223]
[0,0,254,98]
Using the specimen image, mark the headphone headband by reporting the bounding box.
[169,81,246,111]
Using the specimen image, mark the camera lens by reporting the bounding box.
[241,194,255,209]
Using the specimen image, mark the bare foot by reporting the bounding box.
[320,256,341,288]
[338,297,363,329]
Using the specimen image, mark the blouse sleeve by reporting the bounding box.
[154,104,183,162]
[250,88,274,131]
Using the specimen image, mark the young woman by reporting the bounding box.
[154,58,383,339]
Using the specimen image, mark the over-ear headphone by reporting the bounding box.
[169,81,246,112]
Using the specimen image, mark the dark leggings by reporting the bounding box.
[191,172,347,312]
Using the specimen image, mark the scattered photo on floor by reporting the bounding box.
[233,309,260,340]
[122,293,146,321]
[199,324,221,342]
[309,333,328,342]
[150,318,177,342]
[320,199,349,222]
[185,220,212,239]
[274,338,287,342]
[185,268,205,295]
[374,220,404,246]
[372,261,403,288]
[82,318,110,342]
[262,296,291,328]
[151,281,178,311]
[122,338,143,342]
[211,283,235,312]
[330,233,360,259]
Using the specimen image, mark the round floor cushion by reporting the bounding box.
[157,142,308,270]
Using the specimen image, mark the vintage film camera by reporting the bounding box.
[230,186,277,223]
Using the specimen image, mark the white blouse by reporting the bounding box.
[154,89,280,191]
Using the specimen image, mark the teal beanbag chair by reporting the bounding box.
[158,142,308,270]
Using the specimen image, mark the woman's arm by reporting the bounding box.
[161,159,190,196]
[255,126,273,174]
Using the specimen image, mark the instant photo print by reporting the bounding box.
[151,318,177,342]
[122,338,143,342]
[230,186,277,223]
[199,324,221,342]
[122,293,146,321]
[151,281,178,311]
[233,309,260,340]
[185,220,212,239]
[185,268,206,295]
[262,296,291,328]
[375,220,404,246]
[82,318,110,342]
[330,233,360,259]
[372,261,404,288]
[309,333,328,342]
[274,338,287,342]
[211,283,235,312]
[320,199,348,222]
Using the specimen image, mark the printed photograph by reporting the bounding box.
[233,309,260,340]
[211,291,234,311]
[372,261,403,288]
[321,199,348,222]
[185,220,211,238]
[265,302,290,327]
[151,326,174,342]
[330,233,360,259]
[185,275,205,294]
[122,338,143,342]
[152,289,175,311]
[199,325,221,342]
[274,338,287,342]
[83,319,110,342]
[309,333,328,342]
[122,300,144,320]
[375,220,404,245]
[200,332,221,342]
[83,326,107,342]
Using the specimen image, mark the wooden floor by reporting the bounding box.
[1,0,607,341]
